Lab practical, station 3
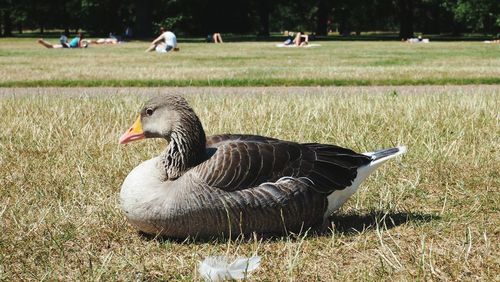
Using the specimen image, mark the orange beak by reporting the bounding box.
[119,116,146,144]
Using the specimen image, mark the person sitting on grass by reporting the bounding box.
[38,33,87,49]
[293,32,309,46]
[145,27,179,53]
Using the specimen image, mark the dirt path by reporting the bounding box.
[0,85,499,98]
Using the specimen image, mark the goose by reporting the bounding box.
[119,95,406,238]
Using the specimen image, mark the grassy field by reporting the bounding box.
[0,38,499,86]
[0,86,498,280]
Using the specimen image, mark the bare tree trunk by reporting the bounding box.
[3,7,12,36]
[315,0,329,36]
[398,0,414,39]
[338,7,350,36]
[135,0,152,38]
[62,1,70,35]
[257,0,270,36]
[0,10,3,37]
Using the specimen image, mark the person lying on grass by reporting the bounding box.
[145,28,180,53]
[208,32,223,43]
[38,33,87,49]
[283,31,309,47]
[86,33,123,45]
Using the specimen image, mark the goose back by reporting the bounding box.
[192,134,372,193]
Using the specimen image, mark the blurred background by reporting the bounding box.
[0,0,498,40]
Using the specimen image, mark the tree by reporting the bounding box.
[256,0,270,36]
[1,0,13,36]
[315,0,329,36]
[0,10,3,36]
[269,0,317,33]
[397,0,416,39]
[331,0,351,36]
[134,0,153,37]
[0,0,497,37]
[444,0,499,35]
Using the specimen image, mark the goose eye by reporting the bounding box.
[146,108,154,116]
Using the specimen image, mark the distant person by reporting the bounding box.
[405,35,429,43]
[207,33,223,43]
[276,31,317,48]
[125,26,133,39]
[146,28,179,53]
[283,31,295,45]
[293,32,309,46]
[87,33,123,45]
[282,31,308,47]
[37,32,87,48]
[109,32,123,42]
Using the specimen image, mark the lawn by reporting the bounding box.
[0,86,498,280]
[0,38,499,86]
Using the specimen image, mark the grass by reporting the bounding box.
[0,86,498,280]
[0,38,499,87]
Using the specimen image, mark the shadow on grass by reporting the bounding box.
[138,210,439,244]
[325,210,438,236]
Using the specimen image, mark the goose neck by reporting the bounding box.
[162,120,206,179]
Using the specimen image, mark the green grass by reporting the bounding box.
[1,77,499,87]
[0,86,498,280]
[0,38,499,87]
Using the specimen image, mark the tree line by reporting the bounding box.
[0,0,498,39]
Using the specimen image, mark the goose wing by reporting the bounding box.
[206,134,278,146]
[192,135,371,193]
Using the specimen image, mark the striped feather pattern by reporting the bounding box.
[193,135,372,194]
[146,175,327,237]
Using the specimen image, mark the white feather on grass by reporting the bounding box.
[198,255,261,281]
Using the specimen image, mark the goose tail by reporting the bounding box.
[353,146,407,188]
[363,146,407,168]
[325,146,406,215]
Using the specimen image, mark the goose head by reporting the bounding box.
[119,95,202,144]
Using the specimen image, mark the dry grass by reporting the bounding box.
[0,38,499,86]
[0,86,499,280]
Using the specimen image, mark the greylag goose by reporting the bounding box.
[119,95,406,238]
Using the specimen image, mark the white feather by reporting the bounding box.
[198,255,261,281]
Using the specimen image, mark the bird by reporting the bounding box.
[119,95,406,238]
